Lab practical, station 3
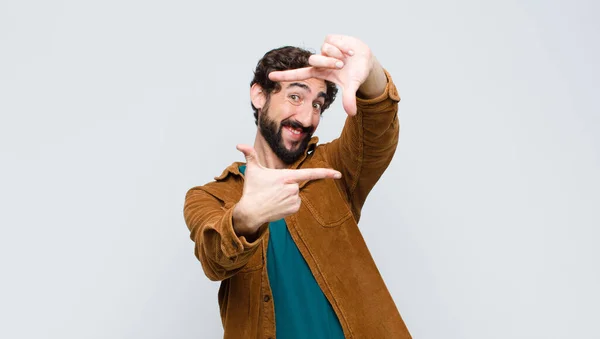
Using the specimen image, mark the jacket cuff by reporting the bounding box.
[220,205,267,258]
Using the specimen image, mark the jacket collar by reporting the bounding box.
[213,136,320,181]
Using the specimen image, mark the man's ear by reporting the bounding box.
[250,83,266,110]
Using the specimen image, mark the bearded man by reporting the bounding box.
[183,34,411,339]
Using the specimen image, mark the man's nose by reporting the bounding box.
[294,104,314,127]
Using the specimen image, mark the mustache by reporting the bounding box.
[281,119,314,134]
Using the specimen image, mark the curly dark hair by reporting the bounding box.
[250,46,338,125]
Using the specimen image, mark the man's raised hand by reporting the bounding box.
[268,34,375,116]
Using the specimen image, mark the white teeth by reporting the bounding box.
[287,127,301,135]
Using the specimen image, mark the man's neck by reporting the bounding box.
[253,132,287,169]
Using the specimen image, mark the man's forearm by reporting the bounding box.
[325,67,399,221]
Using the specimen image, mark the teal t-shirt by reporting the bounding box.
[240,165,345,339]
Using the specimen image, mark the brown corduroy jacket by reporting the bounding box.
[183,70,412,339]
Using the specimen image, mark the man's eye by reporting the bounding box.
[290,94,300,101]
[313,102,322,110]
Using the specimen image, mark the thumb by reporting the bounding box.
[342,82,359,116]
[236,144,261,167]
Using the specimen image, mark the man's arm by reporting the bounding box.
[324,60,400,221]
[183,186,267,281]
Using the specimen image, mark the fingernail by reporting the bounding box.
[335,61,343,68]
[348,50,354,56]
[334,172,342,179]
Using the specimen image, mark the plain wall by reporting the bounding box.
[1,0,598,338]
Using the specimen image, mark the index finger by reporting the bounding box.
[268,67,317,82]
[282,167,342,183]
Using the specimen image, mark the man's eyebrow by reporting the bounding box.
[286,82,310,92]
[286,82,328,100]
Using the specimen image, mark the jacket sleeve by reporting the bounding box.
[322,68,401,222]
[183,186,268,281]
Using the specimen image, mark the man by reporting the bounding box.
[183,34,411,339]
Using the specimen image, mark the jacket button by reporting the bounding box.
[263,295,270,302]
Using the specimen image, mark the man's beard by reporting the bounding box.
[258,107,314,165]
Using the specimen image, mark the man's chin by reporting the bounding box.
[275,144,307,164]
[283,142,301,152]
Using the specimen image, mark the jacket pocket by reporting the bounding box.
[299,178,353,228]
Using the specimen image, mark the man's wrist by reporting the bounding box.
[357,58,387,99]
[232,200,260,238]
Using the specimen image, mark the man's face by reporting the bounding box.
[258,78,328,164]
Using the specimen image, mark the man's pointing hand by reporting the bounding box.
[232,144,341,238]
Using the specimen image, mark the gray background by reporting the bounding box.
[1,0,599,338]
